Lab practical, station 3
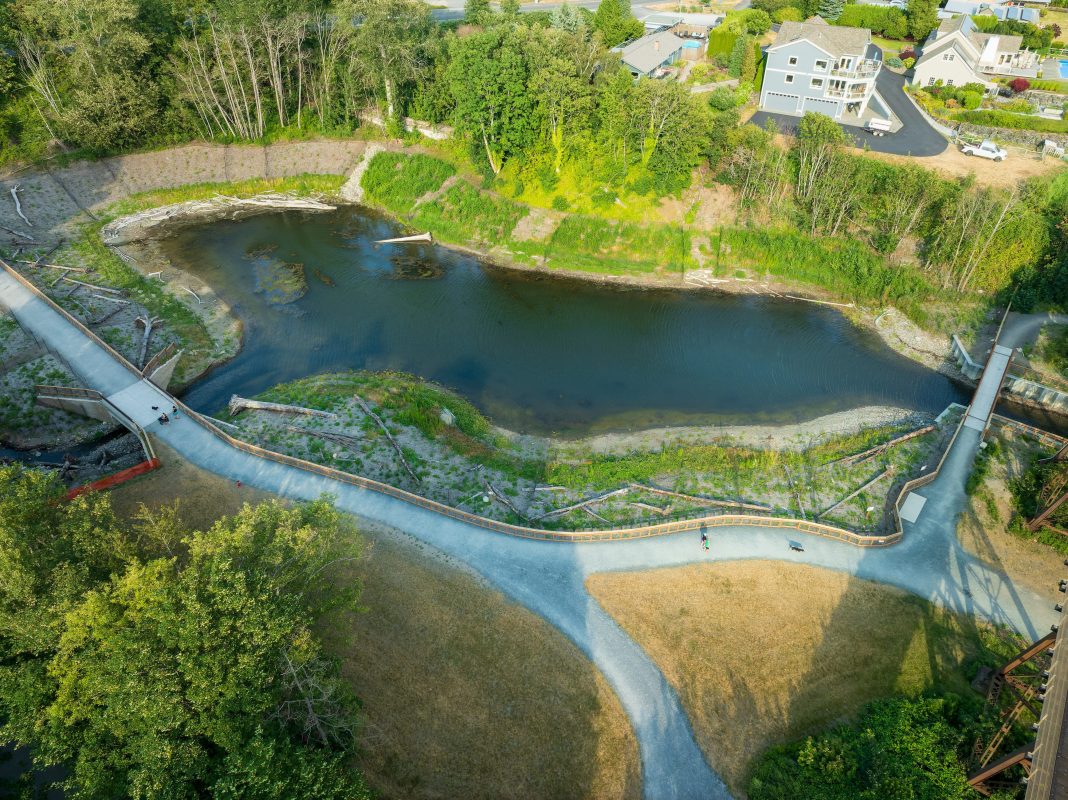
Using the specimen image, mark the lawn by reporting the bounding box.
[109,445,640,799]
[587,561,1022,795]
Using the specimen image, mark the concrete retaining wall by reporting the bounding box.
[952,334,1068,414]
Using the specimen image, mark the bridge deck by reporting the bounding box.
[1026,620,1068,800]
[965,344,1014,432]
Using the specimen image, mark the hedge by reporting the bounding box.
[954,109,1068,133]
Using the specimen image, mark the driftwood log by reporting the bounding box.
[134,316,162,369]
[284,424,363,450]
[536,487,631,520]
[10,185,31,226]
[60,276,123,296]
[480,469,527,520]
[826,424,936,467]
[228,395,336,419]
[817,467,894,520]
[632,483,773,512]
[353,392,420,484]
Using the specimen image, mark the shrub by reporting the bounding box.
[708,86,739,111]
[961,91,982,110]
[707,27,738,57]
[886,56,904,68]
[551,195,569,211]
[772,7,803,22]
[1000,98,1036,113]
[899,46,916,60]
[1009,77,1031,93]
[361,152,456,214]
[836,5,907,38]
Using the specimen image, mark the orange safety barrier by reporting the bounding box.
[65,458,161,500]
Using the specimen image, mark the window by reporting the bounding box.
[785,74,795,83]
[927,77,936,85]
[788,56,798,65]
[811,77,824,88]
[947,79,954,86]
[943,53,955,61]
[815,59,828,71]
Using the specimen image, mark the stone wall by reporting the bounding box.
[0,140,369,239]
[954,121,1068,148]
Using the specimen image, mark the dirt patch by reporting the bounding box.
[864,146,1066,189]
[107,443,641,800]
[957,425,1065,598]
[587,560,1020,797]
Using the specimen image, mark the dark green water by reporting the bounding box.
[167,207,966,435]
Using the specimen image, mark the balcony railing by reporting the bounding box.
[824,87,869,99]
[830,59,880,78]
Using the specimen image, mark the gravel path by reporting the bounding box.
[1,261,1058,800]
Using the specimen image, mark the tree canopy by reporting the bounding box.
[0,465,368,800]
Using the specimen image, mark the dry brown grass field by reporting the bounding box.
[109,443,640,800]
[587,560,1020,797]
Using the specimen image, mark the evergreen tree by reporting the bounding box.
[501,0,521,17]
[907,0,939,40]
[551,2,583,32]
[727,34,751,78]
[817,0,844,21]
[740,40,758,82]
[592,0,643,47]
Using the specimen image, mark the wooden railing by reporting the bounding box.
[0,258,976,548]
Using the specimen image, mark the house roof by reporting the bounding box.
[772,16,871,58]
[614,30,686,74]
[641,12,723,27]
[934,15,1023,54]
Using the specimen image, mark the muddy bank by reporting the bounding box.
[550,405,929,458]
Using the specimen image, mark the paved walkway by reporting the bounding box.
[0,263,1058,800]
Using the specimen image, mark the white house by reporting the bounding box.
[912,15,1040,90]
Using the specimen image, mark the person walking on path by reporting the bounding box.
[700,530,709,551]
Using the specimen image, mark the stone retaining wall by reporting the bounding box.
[1,140,369,237]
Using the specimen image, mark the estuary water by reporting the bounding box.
[166,207,966,436]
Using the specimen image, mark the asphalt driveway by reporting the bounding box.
[750,69,949,157]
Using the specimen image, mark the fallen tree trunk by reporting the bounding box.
[817,467,894,520]
[480,469,527,520]
[536,487,631,520]
[134,316,161,369]
[60,276,123,296]
[628,501,671,516]
[229,395,336,419]
[631,483,773,512]
[353,392,420,484]
[284,424,363,450]
[10,185,31,226]
[826,424,936,467]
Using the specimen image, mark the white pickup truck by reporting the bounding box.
[960,139,1008,161]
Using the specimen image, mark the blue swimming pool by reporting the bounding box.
[1060,59,1068,79]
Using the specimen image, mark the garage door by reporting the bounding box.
[763,92,799,114]
[802,97,840,118]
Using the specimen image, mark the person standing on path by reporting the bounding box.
[700,530,709,551]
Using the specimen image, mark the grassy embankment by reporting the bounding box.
[225,370,955,533]
[360,151,933,316]
[587,561,1025,795]
[108,443,641,800]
